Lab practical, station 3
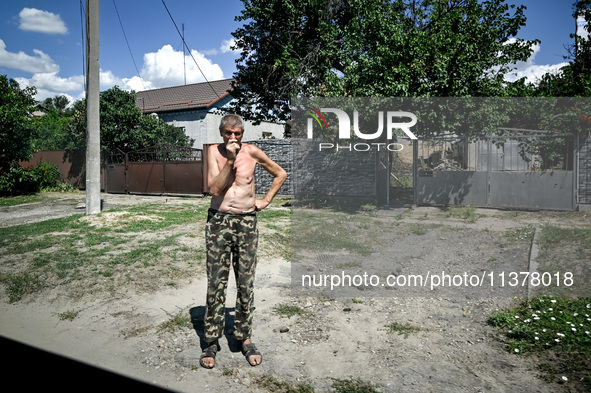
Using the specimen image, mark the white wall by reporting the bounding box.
[160,111,284,149]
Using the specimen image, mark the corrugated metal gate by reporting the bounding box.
[414,131,577,211]
[106,146,203,195]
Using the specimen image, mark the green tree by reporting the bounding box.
[30,95,78,151]
[71,86,193,153]
[40,95,72,114]
[535,1,591,96]
[0,75,38,168]
[229,0,537,124]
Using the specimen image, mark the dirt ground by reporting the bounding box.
[0,192,589,392]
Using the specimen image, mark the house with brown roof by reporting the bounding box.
[134,78,284,149]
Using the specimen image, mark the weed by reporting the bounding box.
[445,205,480,223]
[273,304,310,319]
[383,321,420,338]
[2,272,44,303]
[222,367,236,376]
[411,225,426,235]
[332,378,379,393]
[504,225,535,243]
[253,376,315,393]
[360,203,377,216]
[158,308,192,332]
[58,309,80,321]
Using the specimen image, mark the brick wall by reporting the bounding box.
[248,139,378,199]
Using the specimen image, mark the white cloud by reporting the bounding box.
[140,44,224,88]
[202,48,219,56]
[0,38,59,73]
[122,76,153,93]
[99,69,124,90]
[220,38,238,54]
[505,62,568,84]
[14,72,82,104]
[19,8,68,35]
[503,40,569,84]
[28,72,83,92]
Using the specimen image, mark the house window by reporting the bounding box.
[262,131,273,139]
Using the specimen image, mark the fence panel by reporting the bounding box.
[415,133,577,210]
[106,146,203,195]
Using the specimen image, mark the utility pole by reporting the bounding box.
[86,0,101,214]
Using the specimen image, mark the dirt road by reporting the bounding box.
[0,192,588,392]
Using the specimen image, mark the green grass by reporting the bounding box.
[489,297,591,389]
[253,376,315,393]
[0,198,292,303]
[0,203,210,302]
[332,378,380,393]
[1,272,44,303]
[533,225,591,298]
[0,194,45,207]
[58,309,80,321]
[503,225,536,243]
[272,303,310,318]
[158,308,193,332]
[537,225,591,253]
[444,205,481,223]
[383,321,421,338]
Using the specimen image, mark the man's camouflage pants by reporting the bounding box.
[204,208,258,343]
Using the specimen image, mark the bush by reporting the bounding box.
[0,161,63,196]
[30,161,61,191]
[0,165,39,196]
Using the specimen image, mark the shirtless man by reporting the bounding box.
[200,114,286,369]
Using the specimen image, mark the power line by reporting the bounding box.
[112,0,145,90]
[160,0,220,98]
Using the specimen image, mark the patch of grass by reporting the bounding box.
[273,303,310,319]
[257,206,291,222]
[360,203,377,216]
[533,225,591,298]
[0,194,45,207]
[0,201,214,302]
[410,224,426,235]
[222,367,236,376]
[504,225,535,243]
[253,376,315,393]
[488,297,591,389]
[383,321,420,338]
[537,225,591,252]
[0,197,290,303]
[158,308,192,332]
[58,309,80,321]
[261,230,291,261]
[444,205,481,223]
[332,378,379,393]
[1,272,45,303]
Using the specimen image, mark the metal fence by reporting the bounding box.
[415,131,577,210]
[106,146,203,195]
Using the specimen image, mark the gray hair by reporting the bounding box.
[219,114,244,132]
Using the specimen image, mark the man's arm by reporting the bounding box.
[207,144,235,196]
[251,146,287,211]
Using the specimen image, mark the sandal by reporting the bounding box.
[242,342,262,366]
[199,343,219,369]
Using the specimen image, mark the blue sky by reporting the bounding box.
[0,0,582,104]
